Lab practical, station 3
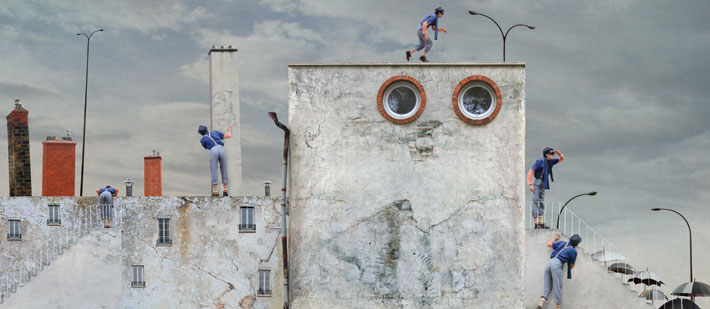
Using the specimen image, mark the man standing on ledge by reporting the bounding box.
[528,147,565,229]
[406,7,448,63]
[97,185,118,228]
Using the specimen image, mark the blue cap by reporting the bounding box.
[435,7,444,13]
[543,147,554,155]
[198,125,209,135]
[569,234,582,247]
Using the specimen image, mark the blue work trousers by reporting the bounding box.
[210,145,228,185]
[414,29,433,52]
[532,178,545,218]
[542,257,564,305]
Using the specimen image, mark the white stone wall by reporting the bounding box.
[0,196,283,308]
[287,63,526,308]
[0,196,93,289]
[122,196,284,309]
[209,49,242,195]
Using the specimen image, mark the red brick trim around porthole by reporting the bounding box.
[451,75,502,125]
[377,75,426,124]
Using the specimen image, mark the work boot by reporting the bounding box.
[212,192,219,197]
[420,55,429,62]
[223,191,229,197]
[539,223,550,229]
[406,50,411,61]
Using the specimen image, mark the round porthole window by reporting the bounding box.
[452,76,502,125]
[377,76,426,124]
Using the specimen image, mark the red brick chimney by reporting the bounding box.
[144,152,162,196]
[42,133,76,196]
[6,99,32,196]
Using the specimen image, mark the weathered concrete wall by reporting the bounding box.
[2,229,122,308]
[0,196,93,285]
[122,196,284,309]
[525,230,652,308]
[0,196,283,308]
[288,63,526,308]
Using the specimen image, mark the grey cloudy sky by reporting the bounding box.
[1,0,709,305]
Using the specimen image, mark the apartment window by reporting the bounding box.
[47,204,61,225]
[157,218,172,245]
[258,269,271,296]
[7,219,21,240]
[131,265,145,287]
[239,207,255,232]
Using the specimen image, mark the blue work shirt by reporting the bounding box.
[419,14,438,31]
[99,187,116,195]
[550,241,578,265]
[531,158,559,189]
[200,131,225,150]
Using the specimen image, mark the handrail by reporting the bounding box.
[525,201,671,304]
[0,201,123,303]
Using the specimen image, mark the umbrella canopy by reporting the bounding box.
[628,271,665,286]
[658,298,700,309]
[671,281,710,297]
[608,262,635,275]
[592,250,625,262]
[639,289,668,301]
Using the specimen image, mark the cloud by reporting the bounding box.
[1,0,209,35]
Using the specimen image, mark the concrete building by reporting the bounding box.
[6,100,32,196]
[0,196,284,308]
[287,63,527,308]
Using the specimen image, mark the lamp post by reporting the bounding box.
[124,178,134,197]
[651,208,693,280]
[556,191,597,229]
[76,28,103,196]
[468,11,534,62]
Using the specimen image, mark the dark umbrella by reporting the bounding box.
[628,270,665,286]
[672,281,710,297]
[658,298,700,309]
[608,262,635,275]
[639,289,668,301]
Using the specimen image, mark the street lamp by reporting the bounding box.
[76,28,103,196]
[556,191,597,229]
[468,11,534,62]
[651,208,693,280]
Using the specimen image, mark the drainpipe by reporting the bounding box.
[268,112,289,309]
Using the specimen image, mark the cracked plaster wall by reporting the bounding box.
[288,64,526,308]
[0,196,95,287]
[121,196,284,309]
[0,196,283,309]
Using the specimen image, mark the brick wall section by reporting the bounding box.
[144,155,162,196]
[42,139,77,196]
[6,108,32,196]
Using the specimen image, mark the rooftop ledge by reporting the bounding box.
[288,62,525,67]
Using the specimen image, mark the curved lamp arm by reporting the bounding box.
[556,191,597,229]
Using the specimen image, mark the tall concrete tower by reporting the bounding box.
[7,99,32,196]
[208,46,242,195]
